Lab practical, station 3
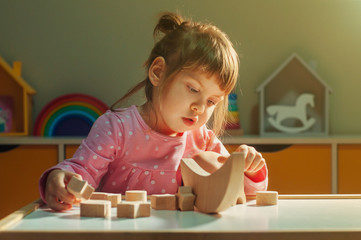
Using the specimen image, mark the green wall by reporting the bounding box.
[1,0,360,135]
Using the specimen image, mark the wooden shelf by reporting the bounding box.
[221,134,361,144]
[0,136,83,145]
[2,134,361,145]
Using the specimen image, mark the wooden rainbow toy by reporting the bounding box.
[33,93,108,136]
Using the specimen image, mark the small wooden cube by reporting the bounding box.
[107,193,122,207]
[117,201,150,218]
[256,191,278,206]
[125,190,147,202]
[80,200,111,218]
[151,194,177,210]
[176,186,195,211]
[178,186,192,194]
[178,193,195,211]
[90,192,122,207]
[67,176,94,200]
[90,192,108,200]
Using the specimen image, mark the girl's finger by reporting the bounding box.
[64,172,83,185]
[47,195,72,212]
[253,159,266,173]
[235,144,248,152]
[244,147,257,170]
[247,155,265,172]
[246,152,263,171]
[58,188,77,204]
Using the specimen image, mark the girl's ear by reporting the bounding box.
[148,57,166,86]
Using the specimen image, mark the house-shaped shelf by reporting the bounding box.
[257,53,332,136]
[0,56,36,136]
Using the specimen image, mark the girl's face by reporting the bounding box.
[154,69,225,136]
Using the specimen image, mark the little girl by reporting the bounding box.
[40,12,268,211]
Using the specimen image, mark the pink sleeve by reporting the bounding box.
[38,111,122,202]
[244,165,268,195]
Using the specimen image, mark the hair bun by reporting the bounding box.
[153,12,184,37]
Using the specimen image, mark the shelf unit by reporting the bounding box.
[221,134,361,194]
[1,135,361,195]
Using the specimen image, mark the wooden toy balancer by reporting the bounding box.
[181,152,246,214]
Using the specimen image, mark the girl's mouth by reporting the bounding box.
[182,117,197,126]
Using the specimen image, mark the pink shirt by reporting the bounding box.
[39,105,267,201]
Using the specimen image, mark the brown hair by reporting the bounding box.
[111,12,239,136]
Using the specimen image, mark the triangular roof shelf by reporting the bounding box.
[0,56,36,94]
[256,53,333,93]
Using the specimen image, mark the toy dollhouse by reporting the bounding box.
[257,53,332,136]
[0,56,36,136]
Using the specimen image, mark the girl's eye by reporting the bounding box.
[188,86,199,93]
[208,99,216,106]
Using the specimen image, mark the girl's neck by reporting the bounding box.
[137,103,183,137]
[138,103,153,126]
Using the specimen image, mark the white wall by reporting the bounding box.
[1,0,360,135]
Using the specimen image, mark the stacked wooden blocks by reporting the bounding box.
[80,192,122,218]
[117,190,150,218]
[90,192,122,207]
[176,186,196,211]
[150,186,195,211]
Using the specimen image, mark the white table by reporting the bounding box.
[1,195,361,239]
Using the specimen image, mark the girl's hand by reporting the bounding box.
[235,144,265,178]
[45,169,82,211]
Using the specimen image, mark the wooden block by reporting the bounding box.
[177,193,195,211]
[178,186,192,194]
[107,193,122,207]
[256,191,278,205]
[151,194,177,210]
[125,190,147,202]
[181,152,246,213]
[90,192,122,207]
[176,186,195,211]
[90,192,108,200]
[67,176,95,200]
[80,200,111,218]
[117,201,150,218]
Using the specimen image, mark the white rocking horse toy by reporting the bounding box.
[267,93,316,133]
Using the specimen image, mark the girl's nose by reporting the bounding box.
[191,103,205,114]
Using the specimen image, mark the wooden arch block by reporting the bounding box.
[181,152,246,213]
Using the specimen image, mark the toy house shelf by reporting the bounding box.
[256,53,332,137]
[0,56,36,136]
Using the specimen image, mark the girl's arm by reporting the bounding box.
[39,111,123,206]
